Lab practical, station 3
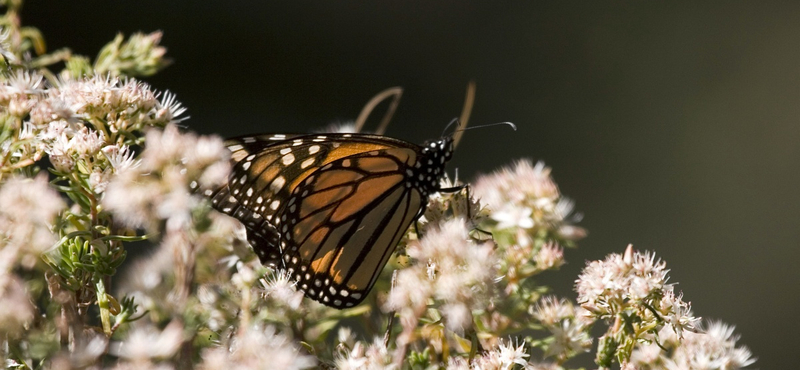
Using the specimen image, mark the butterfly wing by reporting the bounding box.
[207,133,421,265]
[206,132,452,308]
[279,147,425,307]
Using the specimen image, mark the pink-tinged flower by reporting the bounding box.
[533,243,564,271]
[531,296,575,327]
[0,174,64,269]
[0,274,34,333]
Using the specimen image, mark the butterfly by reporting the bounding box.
[201,131,455,308]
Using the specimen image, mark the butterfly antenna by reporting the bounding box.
[441,117,461,137]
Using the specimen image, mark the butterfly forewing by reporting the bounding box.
[207,132,454,308]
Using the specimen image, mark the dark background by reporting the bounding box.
[27,1,798,368]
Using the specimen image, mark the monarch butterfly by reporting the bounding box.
[201,130,456,308]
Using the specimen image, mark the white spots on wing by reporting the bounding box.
[280,147,292,155]
[270,176,286,192]
[246,154,256,161]
[242,161,251,170]
[342,159,351,167]
[239,174,248,184]
[301,158,315,169]
[270,200,281,210]
[308,145,321,155]
[204,189,213,196]
[282,153,295,165]
[246,187,253,196]
[270,134,286,140]
[256,196,263,204]
[228,196,237,203]
[243,137,256,143]
[228,144,243,151]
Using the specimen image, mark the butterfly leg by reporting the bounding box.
[383,270,399,347]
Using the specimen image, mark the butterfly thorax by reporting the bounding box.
[414,137,454,195]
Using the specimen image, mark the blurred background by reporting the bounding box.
[28,1,798,367]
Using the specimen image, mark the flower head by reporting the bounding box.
[201,326,316,370]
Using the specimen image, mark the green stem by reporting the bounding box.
[95,278,112,336]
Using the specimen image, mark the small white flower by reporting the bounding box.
[531,296,575,327]
[103,145,140,172]
[156,91,188,124]
[201,325,316,370]
[110,321,183,361]
[6,70,45,95]
[492,204,534,229]
[498,339,530,368]
[533,243,564,270]
[261,270,304,310]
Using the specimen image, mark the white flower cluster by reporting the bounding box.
[335,337,395,370]
[629,321,755,370]
[531,297,593,361]
[0,174,65,269]
[0,175,63,333]
[385,219,496,334]
[422,175,485,231]
[576,245,699,338]
[103,124,230,232]
[473,160,585,243]
[446,339,558,370]
[201,326,316,370]
[2,70,188,193]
